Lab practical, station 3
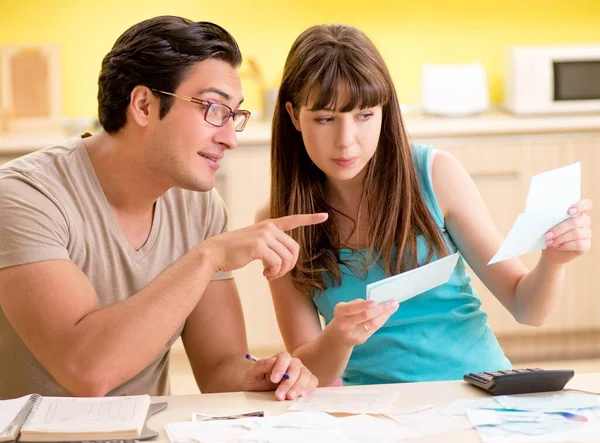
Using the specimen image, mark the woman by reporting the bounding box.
[257,24,592,386]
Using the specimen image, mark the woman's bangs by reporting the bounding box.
[302,60,390,112]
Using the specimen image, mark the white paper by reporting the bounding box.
[335,414,419,441]
[525,162,581,213]
[493,394,600,411]
[489,162,581,265]
[166,412,413,443]
[444,397,503,416]
[366,253,460,303]
[289,391,397,414]
[0,395,31,435]
[466,408,589,443]
[387,405,472,436]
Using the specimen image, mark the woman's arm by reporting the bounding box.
[256,204,397,386]
[432,150,592,326]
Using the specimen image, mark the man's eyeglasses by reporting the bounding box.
[151,89,251,132]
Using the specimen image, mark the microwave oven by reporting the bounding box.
[504,44,600,115]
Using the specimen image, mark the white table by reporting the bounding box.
[148,372,600,442]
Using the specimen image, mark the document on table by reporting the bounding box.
[166,411,417,443]
[489,162,581,264]
[386,404,472,437]
[289,391,398,414]
[366,252,460,303]
[493,394,600,411]
[466,408,600,443]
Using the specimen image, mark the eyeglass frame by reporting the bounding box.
[150,89,251,132]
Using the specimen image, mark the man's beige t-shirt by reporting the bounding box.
[0,138,232,399]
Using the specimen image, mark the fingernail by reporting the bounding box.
[367,301,377,308]
[546,239,553,246]
[272,372,282,382]
[389,301,399,309]
[276,390,285,400]
[569,207,578,215]
[545,232,553,239]
[289,390,297,399]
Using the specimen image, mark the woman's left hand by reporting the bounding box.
[542,199,593,266]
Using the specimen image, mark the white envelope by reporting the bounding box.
[366,253,460,304]
[489,162,581,265]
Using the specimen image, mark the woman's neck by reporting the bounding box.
[325,171,369,249]
[325,176,363,216]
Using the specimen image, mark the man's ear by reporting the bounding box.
[285,102,301,132]
[128,86,155,128]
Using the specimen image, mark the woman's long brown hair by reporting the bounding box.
[270,24,448,295]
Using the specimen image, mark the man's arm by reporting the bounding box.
[0,212,326,397]
[181,278,249,393]
[0,248,214,397]
[182,278,318,400]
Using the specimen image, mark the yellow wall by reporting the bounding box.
[1,0,599,117]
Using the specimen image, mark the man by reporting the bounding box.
[0,16,326,400]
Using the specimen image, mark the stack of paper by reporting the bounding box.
[165,395,476,443]
[445,392,600,442]
[165,411,415,443]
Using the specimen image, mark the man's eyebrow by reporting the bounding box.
[197,87,244,106]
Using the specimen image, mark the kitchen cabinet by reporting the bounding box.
[0,45,62,133]
[2,116,599,363]
[227,128,600,361]
[403,132,600,361]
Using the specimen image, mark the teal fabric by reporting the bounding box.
[312,144,511,385]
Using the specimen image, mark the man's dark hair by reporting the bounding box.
[97,16,242,133]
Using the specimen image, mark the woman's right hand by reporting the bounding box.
[328,299,399,346]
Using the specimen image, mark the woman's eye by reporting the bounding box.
[315,117,333,124]
[358,112,374,121]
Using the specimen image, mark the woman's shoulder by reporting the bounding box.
[428,147,474,219]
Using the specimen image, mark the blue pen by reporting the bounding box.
[246,353,290,380]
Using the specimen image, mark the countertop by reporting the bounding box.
[1,111,600,153]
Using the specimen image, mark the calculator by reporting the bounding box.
[464,368,574,395]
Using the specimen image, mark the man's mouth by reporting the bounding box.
[198,152,222,162]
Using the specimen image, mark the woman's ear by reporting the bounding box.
[285,102,301,132]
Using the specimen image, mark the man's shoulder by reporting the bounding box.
[0,138,83,181]
[0,138,91,219]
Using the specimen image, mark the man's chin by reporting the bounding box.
[177,180,215,193]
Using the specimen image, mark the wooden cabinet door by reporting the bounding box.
[435,139,532,336]
[0,46,62,133]
[522,137,600,333]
